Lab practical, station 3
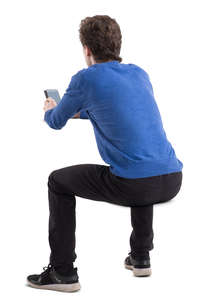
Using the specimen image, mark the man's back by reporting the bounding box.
[79,60,183,178]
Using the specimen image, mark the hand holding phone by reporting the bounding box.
[43,97,57,112]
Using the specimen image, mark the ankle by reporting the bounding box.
[54,263,74,275]
[131,251,150,260]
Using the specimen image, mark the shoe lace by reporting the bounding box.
[41,263,54,277]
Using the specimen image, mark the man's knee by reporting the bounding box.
[48,170,59,189]
[48,169,72,196]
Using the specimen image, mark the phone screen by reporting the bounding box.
[44,89,61,104]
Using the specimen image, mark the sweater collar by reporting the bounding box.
[91,60,119,67]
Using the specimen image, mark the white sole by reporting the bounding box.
[27,279,81,292]
[124,263,152,277]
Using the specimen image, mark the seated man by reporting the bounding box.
[27,14,183,293]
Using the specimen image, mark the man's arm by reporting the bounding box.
[44,70,87,129]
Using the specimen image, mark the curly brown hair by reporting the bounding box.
[79,15,122,63]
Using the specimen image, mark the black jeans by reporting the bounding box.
[47,163,182,271]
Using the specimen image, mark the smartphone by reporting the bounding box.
[44,89,61,104]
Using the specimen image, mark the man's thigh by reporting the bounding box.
[48,163,128,206]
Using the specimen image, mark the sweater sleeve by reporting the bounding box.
[44,70,87,129]
[79,109,89,119]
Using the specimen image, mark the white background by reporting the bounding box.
[0,0,199,298]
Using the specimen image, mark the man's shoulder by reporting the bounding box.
[67,68,89,90]
[72,66,100,88]
[127,63,149,74]
[71,67,88,80]
[71,67,95,83]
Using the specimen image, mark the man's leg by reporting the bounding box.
[47,163,155,273]
[129,205,154,259]
[47,163,127,274]
[48,178,76,273]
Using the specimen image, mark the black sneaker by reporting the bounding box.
[26,263,81,292]
[124,252,152,277]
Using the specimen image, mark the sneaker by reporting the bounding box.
[26,263,81,292]
[124,252,152,277]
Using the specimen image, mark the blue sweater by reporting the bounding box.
[44,60,183,179]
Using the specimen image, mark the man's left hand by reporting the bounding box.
[43,97,57,112]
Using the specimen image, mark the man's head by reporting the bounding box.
[79,15,122,67]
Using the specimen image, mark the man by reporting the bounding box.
[27,15,183,292]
